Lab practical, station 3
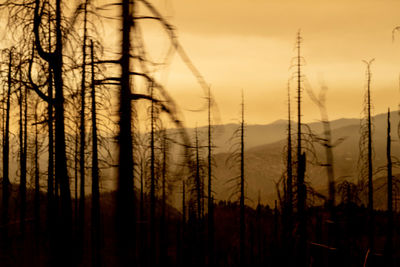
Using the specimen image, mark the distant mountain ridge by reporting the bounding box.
[177,116,360,154]
[209,110,400,208]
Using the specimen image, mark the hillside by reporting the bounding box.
[211,110,400,207]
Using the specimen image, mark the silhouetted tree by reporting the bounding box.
[284,81,294,266]
[149,83,157,266]
[1,50,12,248]
[385,109,393,267]
[239,92,245,267]
[116,0,136,264]
[207,87,215,266]
[295,31,307,267]
[46,6,55,231]
[305,82,337,215]
[160,129,168,265]
[78,0,89,253]
[359,59,375,252]
[32,99,41,234]
[90,39,101,267]
[18,68,28,236]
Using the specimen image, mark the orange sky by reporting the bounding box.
[122,0,400,128]
[2,0,400,128]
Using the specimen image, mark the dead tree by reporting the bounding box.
[360,59,375,251]
[284,81,294,265]
[160,129,168,265]
[305,82,336,215]
[385,109,393,266]
[78,0,89,251]
[18,69,28,236]
[31,0,73,243]
[32,0,74,264]
[295,31,307,267]
[195,128,202,221]
[2,50,12,247]
[47,6,55,229]
[207,87,214,266]
[149,83,157,266]
[33,99,41,233]
[116,0,136,264]
[181,179,186,265]
[90,40,101,267]
[239,92,245,267]
[225,92,246,266]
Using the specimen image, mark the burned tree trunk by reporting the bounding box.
[79,0,88,250]
[240,93,245,267]
[90,40,101,267]
[207,88,214,266]
[385,109,393,267]
[47,16,54,227]
[33,0,72,264]
[362,59,375,251]
[285,82,294,266]
[296,31,307,267]
[34,101,40,233]
[160,130,168,264]
[150,84,156,266]
[19,72,27,236]
[195,128,202,221]
[2,51,12,246]
[116,0,135,264]
[74,124,79,224]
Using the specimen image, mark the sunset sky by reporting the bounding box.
[125,0,400,128]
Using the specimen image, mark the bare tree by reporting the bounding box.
[359,58,375,251]
[18,67,28,236]
[1,50,12,247]
[78,0,89,252]
[90,39,101,267]
[239,92,245,267]
[295,31,307,267]
[207,87,214,266]
[305,81,336,214]
[385,108,393,266]
[116,0,135,264]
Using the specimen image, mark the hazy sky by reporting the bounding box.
[127,0,400,128]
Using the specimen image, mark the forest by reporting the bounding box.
[0,0,397,266]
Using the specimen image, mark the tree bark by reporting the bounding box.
[90,40,101,267]
[2,51,12,247]
[116,0,135,264]
[79,0,88,251]
[239,93,245,267]
[385,109,393,266]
